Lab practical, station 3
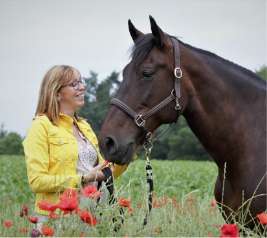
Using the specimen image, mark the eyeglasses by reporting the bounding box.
[62,77,86,90]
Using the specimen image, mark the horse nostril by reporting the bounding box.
[104,136,118,155]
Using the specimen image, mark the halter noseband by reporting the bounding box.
[110,37,183,131]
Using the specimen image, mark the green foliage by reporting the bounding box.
[0,127,23,155]
[0,155,222,237]
[256,65,267,80]
[0,155,33,205]
[0,155,262,237]
[0,123,7,138]
[79,71,119,133]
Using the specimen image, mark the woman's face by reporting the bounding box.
[58,71,86,112]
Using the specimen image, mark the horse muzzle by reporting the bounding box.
[99,135,135,165]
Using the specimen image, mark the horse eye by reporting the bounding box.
[142,71,153,80]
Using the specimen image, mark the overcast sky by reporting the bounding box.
[0,0,266,136]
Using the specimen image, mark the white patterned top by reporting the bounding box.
[76,129,98,177]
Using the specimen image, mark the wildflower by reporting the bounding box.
[79,209,97,226]
[128,206,134,214]
[153,226,162,234]
[48,212,60,219]
[80,232,85,237]
[171,197,180,209]
[19,204,29,217]
[118,198,131,208]
[256,212,267,225]
[19,227,28,234]
[3,220,13,228]
[118,198,133,214]
[38,200,58,212]
[41,225,54,236]
[220,224,239,237]
[30,228,41,237]
[81,185,101,199]
[57,188,79,214]
[211,198,217,207]
[28,216,38,224]
[207,231,214,237]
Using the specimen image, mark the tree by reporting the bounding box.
[79,71,120,133]
[0,132,23,155]
[0,123,7,139]
[256,65,267,80]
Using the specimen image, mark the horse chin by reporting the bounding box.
[118,144,135,165]
[108,143,135,166]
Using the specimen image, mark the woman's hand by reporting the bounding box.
[82,163,111,185]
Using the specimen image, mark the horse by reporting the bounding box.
[99,16,266,230]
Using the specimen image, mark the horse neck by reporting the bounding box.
[180,44,265,168]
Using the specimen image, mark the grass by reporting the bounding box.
[0,155,263,236]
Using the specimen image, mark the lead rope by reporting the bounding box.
[143,132,154,226]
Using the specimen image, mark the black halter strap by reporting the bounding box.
[110,37,182,131]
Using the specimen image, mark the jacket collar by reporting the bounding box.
[58,113,78,129]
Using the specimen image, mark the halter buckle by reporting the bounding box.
[135,114,145,127]
[174,67,183,79]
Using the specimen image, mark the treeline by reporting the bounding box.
[0,124,24,154]
[1,66,266,158]
[79,65,267,160]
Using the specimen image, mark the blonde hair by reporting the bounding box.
[35,65,81,124]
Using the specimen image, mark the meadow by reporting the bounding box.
[0,155,261,236]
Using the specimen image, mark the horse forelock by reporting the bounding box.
[130,34,155,67]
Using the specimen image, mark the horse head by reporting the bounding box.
[99,16,189,165]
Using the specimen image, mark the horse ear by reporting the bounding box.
[128,19,144,43]
[149,15,167,48]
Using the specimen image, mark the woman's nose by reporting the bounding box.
[78,84,86,91]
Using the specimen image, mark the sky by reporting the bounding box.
[0,0,266,136]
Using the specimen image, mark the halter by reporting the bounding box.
[110,37,183,132]
[110,37,183,226]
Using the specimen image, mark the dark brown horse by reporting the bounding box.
[99,16,266,229]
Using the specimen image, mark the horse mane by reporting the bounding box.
[130,34,265,84]
[181,41,264,84]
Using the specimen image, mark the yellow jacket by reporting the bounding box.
[23,113,127,215]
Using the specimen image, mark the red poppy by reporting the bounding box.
[19,204,29,217]
[38,200,58,212]
[48,212,60,219]
[127,206,134,214]
[81,185,101,199]
[41,225,54,236]
[28,216,38,224]
[118,198,131,208]
[79,210,97,226]
[257,212,267,225]
[207,232,214,237]
[211,198,217,207]
[3,220,13,228]
[80,232,85,237]
[220,224,239,237]
[57,189,79,214]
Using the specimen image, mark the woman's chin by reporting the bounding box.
[74,101,84,110]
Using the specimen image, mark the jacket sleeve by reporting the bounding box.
[23,118,81,193]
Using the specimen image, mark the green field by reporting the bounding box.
[0,155,261,236]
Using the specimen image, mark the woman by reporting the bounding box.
[23,65,127,222]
